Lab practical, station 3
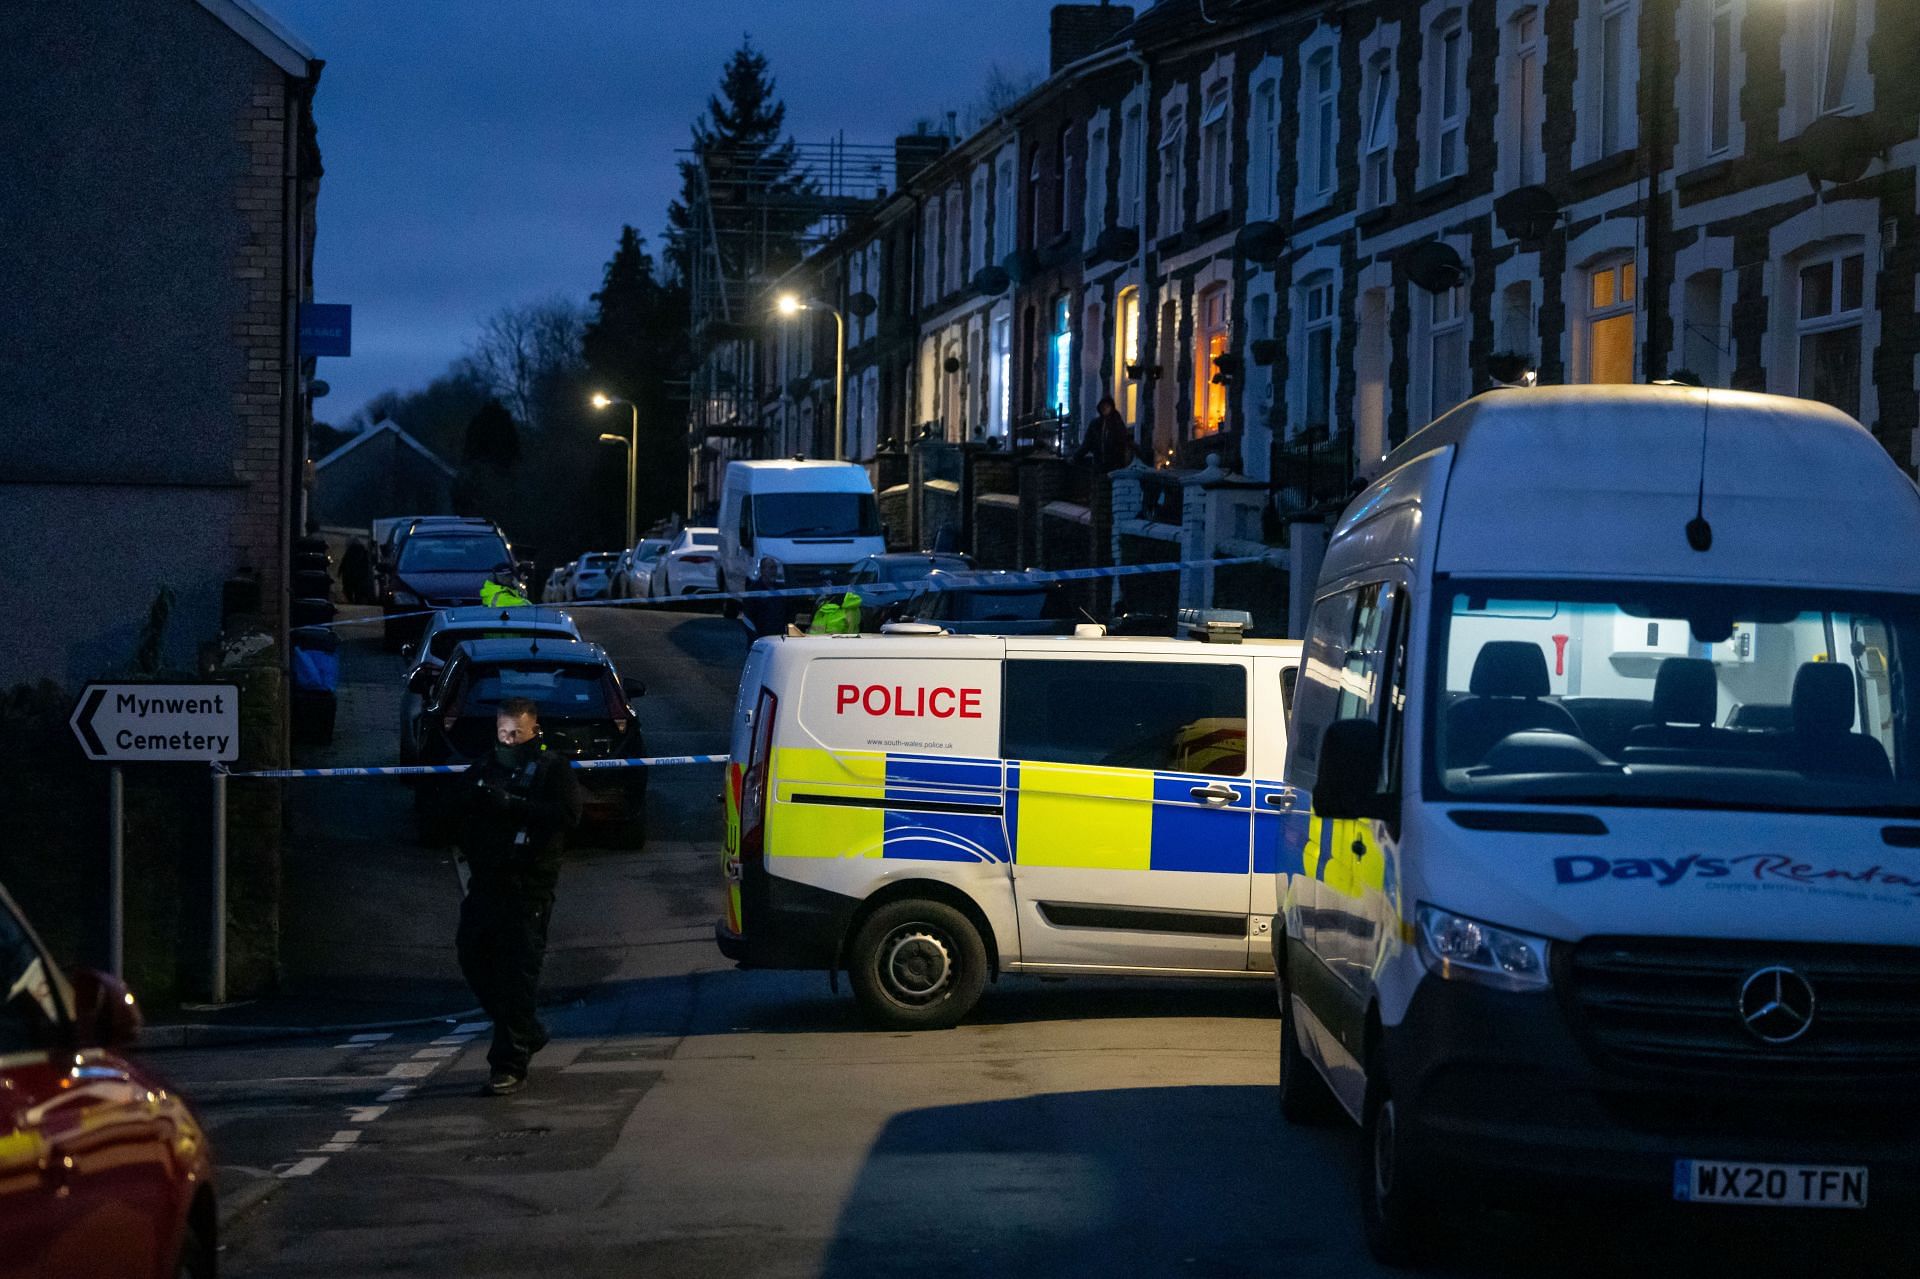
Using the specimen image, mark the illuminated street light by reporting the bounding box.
[771,294,845,459]
[590,393,638,548]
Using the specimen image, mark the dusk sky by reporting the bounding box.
[270,0,1066,428]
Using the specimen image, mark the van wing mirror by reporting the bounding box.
[622,677,647,700]
[67,967,141,1048]
[1312,718,1391,820]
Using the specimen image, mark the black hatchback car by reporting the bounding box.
[415,637,648,846]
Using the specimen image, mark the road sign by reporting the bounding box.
[70,684,241,762]
[298,302,352,357]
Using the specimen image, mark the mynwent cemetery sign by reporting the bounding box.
[70,684,241,762]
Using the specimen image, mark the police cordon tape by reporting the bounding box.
[326,552,1283,631]
[216,754,728,780]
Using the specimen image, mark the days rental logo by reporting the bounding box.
[70,684,241,763]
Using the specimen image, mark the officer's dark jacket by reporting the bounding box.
[458,742,583,894]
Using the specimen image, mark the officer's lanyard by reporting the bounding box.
[513,756,540,845]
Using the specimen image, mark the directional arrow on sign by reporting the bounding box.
[69,684,241,763]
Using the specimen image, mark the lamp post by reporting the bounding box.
[590,393,638,548]
[774,293,846,460]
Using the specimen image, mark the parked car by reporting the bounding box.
[651,527,721,598]
[872,569,1078,635]
[415,638,649,845]
[571,552,620,602]
[380,524,524,650]
[0,880,217,1278]
[542,566,569,603]
[620,538,671,599]
[398,606,580,763]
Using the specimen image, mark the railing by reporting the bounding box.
[1012,412,1070,457]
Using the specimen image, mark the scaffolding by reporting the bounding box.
[683,134,897,476]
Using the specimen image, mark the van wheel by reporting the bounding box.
[719,574,739,619]
[848,899,987,1030]
[1277,977,1341,1124]
[1360,1046,1435,1268]
[175,1215,215,1278]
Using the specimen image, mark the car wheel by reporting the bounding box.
[848,899,988,1030]
[1359,1041,1436,1268]
[175,1214,215,1278]
[1278,975,1342,1124]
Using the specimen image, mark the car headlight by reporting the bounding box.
[1415,904,1551,992]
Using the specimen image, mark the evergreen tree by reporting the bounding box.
[584,227,691,527]
[665,38,816,288]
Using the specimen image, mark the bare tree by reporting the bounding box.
[464,296,587,429]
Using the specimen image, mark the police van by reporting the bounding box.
[1275,386,1920,1262]
[716,625,1302,1028]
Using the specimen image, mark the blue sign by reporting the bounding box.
[298,303,352,357]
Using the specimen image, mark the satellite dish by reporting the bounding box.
[1493,184,1562,242]
[971,265,1011,295]
[1404,240,1467,293]
[1235,221,1286,264]
[847,291,878,319]
[1000,249,1041,285]
[1094,225,1139,261]
[1799,113,1876,187]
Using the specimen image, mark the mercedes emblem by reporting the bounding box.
[1737,966,1817,1045]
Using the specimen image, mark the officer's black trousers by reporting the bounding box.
[456,883,553,1076]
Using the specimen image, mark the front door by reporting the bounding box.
[1005,654,1255,972]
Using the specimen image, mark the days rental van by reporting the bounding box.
[715,460,886,633]
[715,625,1302,1028]
[1274,386,1920,1263]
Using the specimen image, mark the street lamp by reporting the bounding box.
[590,393,638,549]
[772,292,845,460]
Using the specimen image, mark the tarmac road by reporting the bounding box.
[137,606,1911,1277]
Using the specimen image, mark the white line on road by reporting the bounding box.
[280,1157,328,1178]
[430,1034,478,1046]
[345,1105,388,1123]
[453,1021,492,1034]
[375,1085,415,1103]
[384,1060,438,1078]
[410,1045,460,1060]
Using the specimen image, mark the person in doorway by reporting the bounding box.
[1074,395,1148,472]
[456,696,582,1095]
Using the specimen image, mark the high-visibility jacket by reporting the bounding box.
[481,580,531,608]
[809,592,862,634]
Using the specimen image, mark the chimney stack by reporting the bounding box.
[1049,3,1135,73]
[894,130,950,188]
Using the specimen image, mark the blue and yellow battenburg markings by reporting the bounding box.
[768,747,1302,872]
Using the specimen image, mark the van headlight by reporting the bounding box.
[1415,905,1552,992]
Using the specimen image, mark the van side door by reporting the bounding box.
[1250,652,1302,971]
[1005,654,1255,972]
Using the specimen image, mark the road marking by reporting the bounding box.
[384,1060,438,1079]
[430,1034,478,1047]
[280,1157,328,1178]
[453,1021,492,1034]
[410,1045,460,1060]
[345,1105,388,1123]
[375,1085,415,1103]
[315,1129,364,1153]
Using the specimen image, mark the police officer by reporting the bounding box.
[480,565,531,609]
[456,696,582,1095]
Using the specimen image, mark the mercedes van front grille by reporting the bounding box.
[1564,936,1920,1084]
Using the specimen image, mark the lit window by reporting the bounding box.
[1428,16,1466,181]
[1050,295,1073,419]
[1584,257,1637,384]
[1115,286,1141,424]
[1428,283,1469,419]
[1362,51,1396,208]
[1796,249,1865,418]
[1194,284,1230,435]
[1158,104,1186,236]
[1300,274,1336,432]
[1199,85,1231,217]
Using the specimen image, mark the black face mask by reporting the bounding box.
[493,738,537,769]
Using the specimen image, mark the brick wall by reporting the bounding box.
[228,64,290,623]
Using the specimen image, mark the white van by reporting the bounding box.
[1275,386,1920,1262]
[716,628,1302,1027]
[715,460,886,631]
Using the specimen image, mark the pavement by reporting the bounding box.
[133,605,1912,1277]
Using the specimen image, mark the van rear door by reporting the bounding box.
[1250,650,1303,971]
[1005,652,1255,972]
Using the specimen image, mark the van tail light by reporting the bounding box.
[738,688,778,866]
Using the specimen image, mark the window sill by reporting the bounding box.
[1567,149,1637,186]
[1355,205,1394,232]
[1191,210,1231,238]
[1674,156,1734,192]
[1412,173,1465,206]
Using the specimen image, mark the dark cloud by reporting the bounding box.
[272,0,1054,425]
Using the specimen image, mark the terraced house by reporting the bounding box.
[740,0,1918,631]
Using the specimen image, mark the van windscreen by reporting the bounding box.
[754,492,881,539]
[1430,581,1920,815]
